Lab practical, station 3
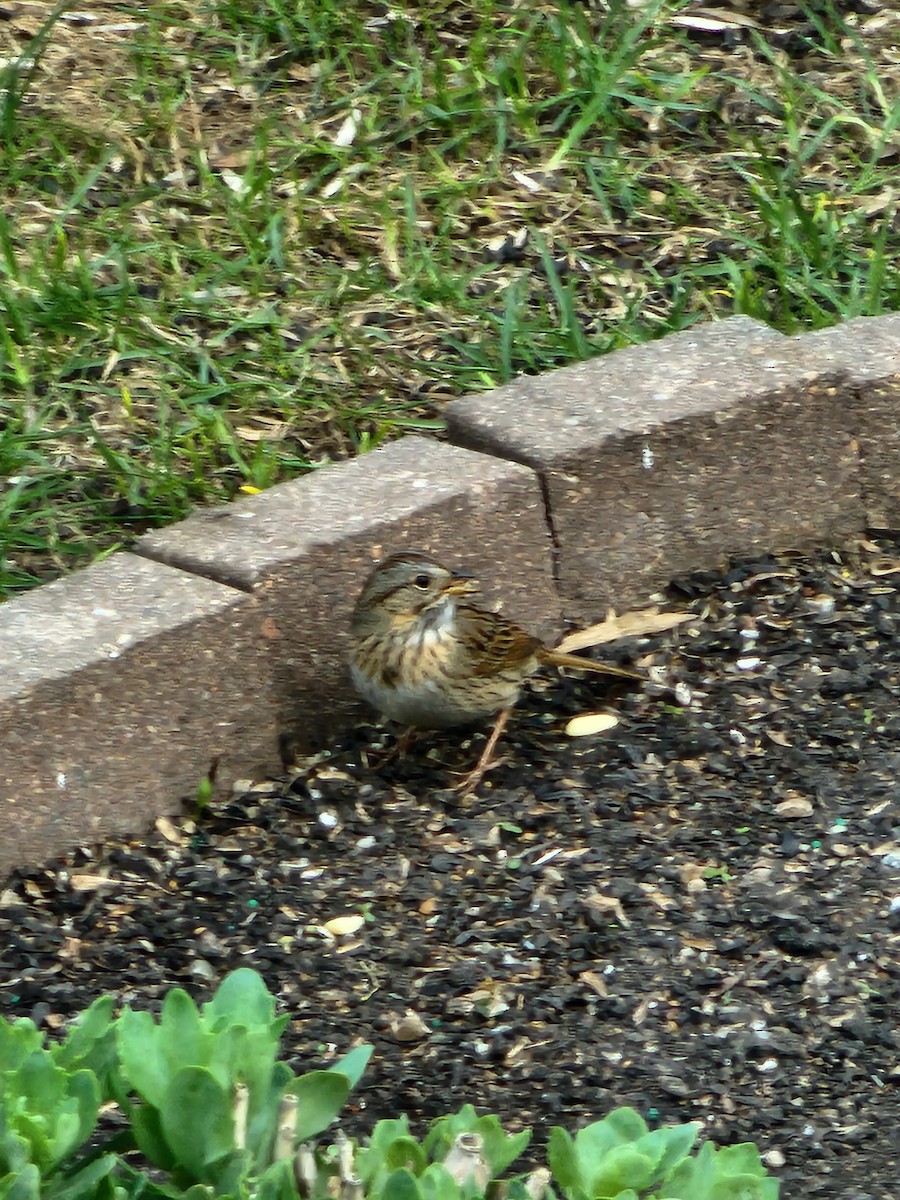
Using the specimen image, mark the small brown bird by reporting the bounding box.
[349,550,640,792]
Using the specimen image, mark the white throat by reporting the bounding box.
[415,595,457,646]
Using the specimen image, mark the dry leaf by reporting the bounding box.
[220,168,249,197]
[557,607,691,652]
[582,892,630,926]
[511,169,542,193]
[766,730,793,747]
[632,994,660,1025]
[671,9,759,33]
[235,421,289,442]
[637,883,678,911]
[333,108,361,148]
[69,873,114,892]
[155,815,185,844]
[579,970,609,998]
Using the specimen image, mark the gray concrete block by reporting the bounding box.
[445,318,865,618]
[0,554,274,877]
[136,436,559,757]
[792,315,900,528]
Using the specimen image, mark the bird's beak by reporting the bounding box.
[443,572,479,597]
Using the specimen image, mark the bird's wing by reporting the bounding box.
[456,605,543,677]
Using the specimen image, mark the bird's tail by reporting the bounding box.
[538,647,642,681]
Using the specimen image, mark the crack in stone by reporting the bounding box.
[537,471,562,592]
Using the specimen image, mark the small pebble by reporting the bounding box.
[322,914,366,938]
[565,712,619,737]
[775,796,814,818]
[390,1011,430,1042]
[673,681,693,706]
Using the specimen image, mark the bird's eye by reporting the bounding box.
[413,573,431,589]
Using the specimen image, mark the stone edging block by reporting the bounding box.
[0,439,553,875]
[1,315,898,875]
[0,554,273,874]
[445,315,899,619]
[791,316,900,529]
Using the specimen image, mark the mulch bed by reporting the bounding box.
[2,536,899,1199]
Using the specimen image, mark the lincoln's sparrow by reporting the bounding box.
[349,550,641,792]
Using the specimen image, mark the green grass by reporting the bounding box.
[1,0,899,596]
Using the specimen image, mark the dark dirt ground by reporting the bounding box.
[2,537,899,1199]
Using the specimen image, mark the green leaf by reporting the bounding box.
[6,1056,100,1173]
[424,1107,530,1177]
[648,1123,698,1180]
[0,1163,40,1200]
[419,1164,463,1200]
[585,1123,699,1197]
[575,1110,649,1165]
[0,1109,32,1175]
[712,1143,773,1180]
[43,1153,118,1200]
[130,1103,177,1172]
[0,1020,43,1073]
[256,1158,305,1200]
[330,1044,373,1089]
[205,1024,258,1096]
[549,1111,702,1200]
[663,1140,779,1200]
[504,1177,557,1200]
[117,1009,170,1109]
[356,1118,414,1182]
[52,998,115,1070]
[51,998,119,1103]
[118,971,363,1175]
[587,1147,654,1197]
[547,1128,580,1193]
[382,1168,424,1200]
[203,969,283,1036]
[159,1067,235,1180]
[199,1147,253,1196]
[56,1071,101,1165]
[289,1070,350,1142]
[474,1117,530,1177]
[160,991,206,1072]
[244,1067,293,1172]
[384,1137,427,1174]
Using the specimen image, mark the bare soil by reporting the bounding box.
[2,537,899,1198]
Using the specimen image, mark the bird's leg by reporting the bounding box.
[394,726,418,757]
[368,726,418,769]
[454,708,512,796]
